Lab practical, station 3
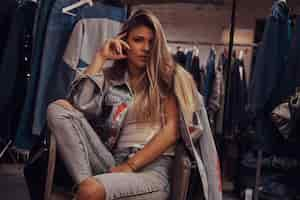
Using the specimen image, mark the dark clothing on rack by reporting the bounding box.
[222,57,248,183]
[15,0,127,149]
[189,56,204,94]
[185,50,193,71]
[226,59,248,134]
[174,50,186,67]
[220,52,229,81]
[199,67,206,96]
[214,53,228,135]
[176,49,205,95]
[0,1,37,143]
[204,49,216,106]
[0,0,18,62]
[249,1,290,152]
[238,3,300,197]
[13,0,56,149]
[189,56,205,95]
[278,16,300,100]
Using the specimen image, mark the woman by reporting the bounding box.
[47,9,221,200]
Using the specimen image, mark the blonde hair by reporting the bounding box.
[105,9,175,122]
[174,65,202,124]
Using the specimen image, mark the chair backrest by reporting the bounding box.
[170,142,204,200]
[170,142,193,200]
[44,133,57,200]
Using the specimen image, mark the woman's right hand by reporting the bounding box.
[96,32,130,61]
[86,33,130,75]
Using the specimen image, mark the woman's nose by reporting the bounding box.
[143,42,151,52]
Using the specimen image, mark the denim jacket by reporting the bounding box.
[68,65,222,200]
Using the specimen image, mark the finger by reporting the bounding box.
[120,40,130,50]
[106,38,114,48]
[113,54,127,60]
[116,42,123,55]
[111,50,125,59]
[108,39,116,52]
[118,54,128,59]
[117,32,127,39]
[112,47,120,56]
[108,40,119,55]
[113,39,124,54]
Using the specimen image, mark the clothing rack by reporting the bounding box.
[168,39,258,47]
[0,139,17,163]
[122,0,224,5]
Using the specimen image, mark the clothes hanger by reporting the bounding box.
[195,48,200,57]
[211,45,216,54]
[192,45,198,57]
[194,45,200,57]
[277,0,289,13]
[184,48,189,54]
[62,0,93,16]
[239,49,244,60]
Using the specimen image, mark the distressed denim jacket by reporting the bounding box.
[68,66,222,200]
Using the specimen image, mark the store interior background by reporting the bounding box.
[132,0,300,83]
[1,0,300,199]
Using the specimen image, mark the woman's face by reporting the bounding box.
[126,25,154,70]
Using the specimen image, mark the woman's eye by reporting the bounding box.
[134,38,143,42]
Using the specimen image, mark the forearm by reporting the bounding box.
[84,54,106,75]
[126,95,180,171]
[68,55,106,117]
[126,126,179,171]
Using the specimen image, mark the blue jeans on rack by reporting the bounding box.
[13,0,55,149]
[15,0,127,149]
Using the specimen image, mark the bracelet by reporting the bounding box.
[126,160,138,172]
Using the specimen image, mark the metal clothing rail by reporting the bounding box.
[167,39,258,47]
[123,0,225,5]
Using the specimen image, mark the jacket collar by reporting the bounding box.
[109,70,134,96]
[109,70,130,87]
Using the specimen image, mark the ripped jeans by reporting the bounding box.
[47,103,172,200]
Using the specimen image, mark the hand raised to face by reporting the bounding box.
[97,32,131,61]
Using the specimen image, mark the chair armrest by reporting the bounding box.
[44,133,57,200]
[170,142,194,200]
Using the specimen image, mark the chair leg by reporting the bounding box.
[44,133,57,200]
[253,149,263,200]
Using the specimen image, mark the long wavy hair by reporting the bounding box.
[105,9,176,122]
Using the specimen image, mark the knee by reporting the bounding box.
[77,177,106,200]
[46,100,77,127]
[47,101,63,122]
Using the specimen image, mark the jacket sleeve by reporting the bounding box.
[67,70,106,120]
[198,93,223,200]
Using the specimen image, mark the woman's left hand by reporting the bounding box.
[109,163,133,173]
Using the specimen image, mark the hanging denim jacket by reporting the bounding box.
[249,0,290,152]
[68,65,222,200]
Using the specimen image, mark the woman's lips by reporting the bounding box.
[139,56,149,62]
